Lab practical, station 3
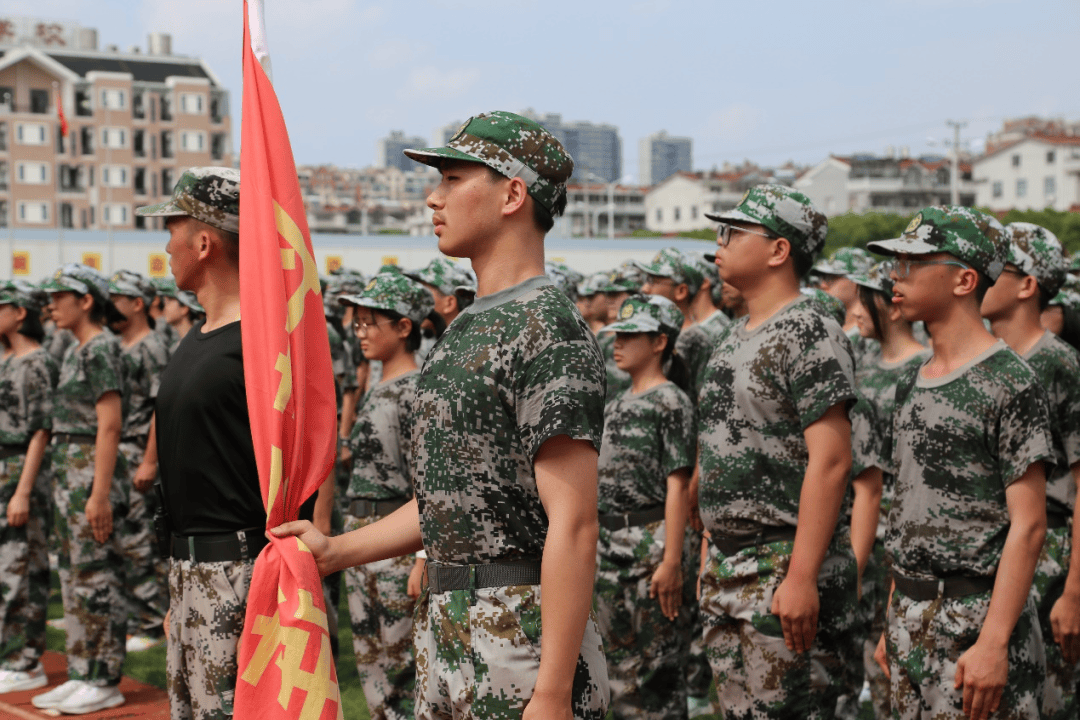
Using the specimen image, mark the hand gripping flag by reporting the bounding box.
[234,2,341,719]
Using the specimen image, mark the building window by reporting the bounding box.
[0,122,7,151]
[1045,177,1056,197]
[0,87,12,112]
[691,205,698,220]
[18,202,49,223]
[159,93,173,122]
[1016,179,1027,197]
[992,181,1003,198]
[1047,150,1055,164]
[210,93,226,123]
[100,127,127,149]
[162,168,174,195]
[133,129,146,158]
[180,93,205,114]
[0,161,8,191]
[102,203,128,226]
[29,89,49,114]
[16,162,49,184]
[134,167,147,195]
[674,207,681,221]
[656,208,662,222]
[1012,154,1021,168]
[101,165,129,188]
[161,131,174,159]
[16,123,48,145]
[80,126,95,155]
[132,91,145,119]
[211,133,227,161]
[100,89,127,110]
[180,131,206,152]
[58,164,82,192]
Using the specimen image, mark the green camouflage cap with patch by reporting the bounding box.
[135,166,240,234]
[867,206,1008,281]
[801,288,846,326]
[599,260,646,293]
[600,294,684,338]
[406,257,475,296]
[849,261,893,295]
[1005,222,1067,298]
[0,280,48,311]
[339,272,434,325]
[705,184,829,264]
[633,247,703,295]
[40,263,125,323]
[577,271,611,298]
[154,279,204,314]
[109,270,156,305]
[545,261,582,301]
[404,111,573,213]
[814,246,874,277]
[1050,275,1080,309]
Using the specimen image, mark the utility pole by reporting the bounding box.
[946,119,967,206]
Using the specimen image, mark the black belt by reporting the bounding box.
[427,560,542,594]
[1048,511,1070,530]
[120,436,147,446]
[893,571,995,601]
[170,529,268,563]
[711,525,797,556]
[599,505,665,531]
[53,433,96,445]
[0,444,29,460]
[347,497,408,518]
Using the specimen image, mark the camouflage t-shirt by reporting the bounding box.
[675,322,713,402]
[848,327,881,369]
[697,295,856,535]
[599,333,631,404]
[885,341,1054,580]
[0,348,59,445]
[597,381,695,515]
[855,349,932,476]
[1023,330,1080,515]
[413,275,606,564]
[347,370,417,501]
[46,327,76,364]
[120,330,170,440]
[698,309,731,339]
[53,331,125,435]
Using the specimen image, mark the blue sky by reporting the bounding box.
[11,0,1080,180]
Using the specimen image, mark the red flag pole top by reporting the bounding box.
[233,1,341,718]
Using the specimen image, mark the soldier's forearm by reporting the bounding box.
[1063,464,1080,598]
[15,429,50,497]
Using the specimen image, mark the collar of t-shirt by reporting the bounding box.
[915,339,1008,389]
[1022,330,1056,361]
[465,275,553,315]
[735,294,809,340]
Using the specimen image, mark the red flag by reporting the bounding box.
[55,86,67,137]
[233,2,341,718]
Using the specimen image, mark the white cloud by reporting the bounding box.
[397,65,481,101]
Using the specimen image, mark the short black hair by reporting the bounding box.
[858,285,886,340]
[973,272,993,305]
[16,306,45,343]
[792,251,814,279]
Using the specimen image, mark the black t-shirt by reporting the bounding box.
[156,320,314,535]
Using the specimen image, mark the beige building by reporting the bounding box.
[0,17,231,231]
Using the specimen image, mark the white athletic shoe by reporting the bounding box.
[0,664,47,693]
[56,683,125,715]
[125,635,164,653]
[31,679,85,709]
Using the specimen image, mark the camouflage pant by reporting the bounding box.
[1031,525,1076,720]
[167,557,253,720]
[117,440,168,636]
[414,580,610,719]
[0,453,50,671]
[343,513,416,720]
[699,534,859,720]
[835,526,874,720]
[681,526,712,702]
[52,440,128,685]
[886,584,1045,719]
[595,519,691,720]
[861,539,890,720]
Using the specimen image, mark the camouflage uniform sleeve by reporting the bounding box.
[789,316,857,430]
[849,393,883,477]
[659,388,696,478]
[1056,357,1080,468]
[998,379,1055,487]
[146,337,169,400]
[25,352,57,433]
[516,339,606,459]
[87,339,124,402]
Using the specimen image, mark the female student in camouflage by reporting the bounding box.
[0,281,57,694]
[33,264,129,715]
[593,294,696,720]
[338,272,432,720]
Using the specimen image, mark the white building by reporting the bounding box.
[562,182,646,237]
[644,167,775,234]
[973,135,1080,212]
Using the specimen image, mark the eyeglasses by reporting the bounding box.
[352,318,396,333]
[886,258,971,279]
[997,267,1028,278]
[716,222,778,247]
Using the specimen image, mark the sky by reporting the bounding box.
[9,0,1080,182]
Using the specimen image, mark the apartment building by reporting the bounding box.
[974,134,1080,213]
[0,17,232,230]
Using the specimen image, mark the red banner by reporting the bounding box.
[234,1,340,718]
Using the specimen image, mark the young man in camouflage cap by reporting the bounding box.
[868,207,1053,720]
[576,271,614,335]
[696,184,858,718]
[275,110,610,720]
[154,278,204,350]
[108,270,172,652]
[815,246,878,366]
[980,222,1080,719]
[405,256,474,327]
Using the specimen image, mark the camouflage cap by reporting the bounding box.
[155,279,205,314]
[545,261,580,301]
[135,166,240,234]
[801,288,847,326]
[689,251,721,291]
[1069,254,1080,275]
[40,263,125,323]
[577,271,611,298]
[339,272,434,325]
[1050,275,1080,309]
[849,261,893,295]
[599,260,646,293]
[633,247,704,295]
[0,280,48,311]
[109,269,156,305]
[814,246,874,277]
[404,111,573,213]
[866,206,1008,281]
[1005,222,1067,298]
[600,294,684,338]
[406,257,476,296]
[705,184,829,263]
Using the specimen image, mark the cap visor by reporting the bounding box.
[39,278,81,293]
[598,318,662,334]
[704,207,761,225]
[403,146,483,169]
[135,200,187,218]
[866,236,939,257]
[703,253,716,263]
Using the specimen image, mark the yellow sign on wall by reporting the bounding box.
[380,255,398,267]
[81,252,102,270]
[12,251,30,276]
[325,256,343,274]
[148,254,168,277]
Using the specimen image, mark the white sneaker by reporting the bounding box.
[125,635,164,653]
[32,679,85,709]
[0,664,47,693]
[56,683,125,714]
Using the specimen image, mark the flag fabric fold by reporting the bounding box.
[234,1,341,718]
